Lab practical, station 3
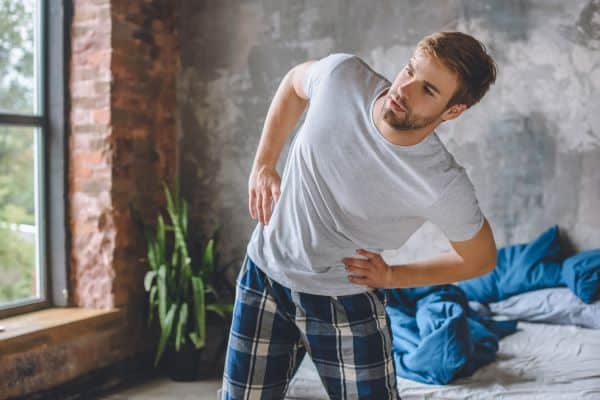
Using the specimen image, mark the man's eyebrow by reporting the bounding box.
[408,59,441,96]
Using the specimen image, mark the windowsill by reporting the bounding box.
[0,307,124,357]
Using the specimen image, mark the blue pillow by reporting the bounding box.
[561,249,600,304]
[457,225,564,303]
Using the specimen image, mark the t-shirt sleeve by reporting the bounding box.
[303,53,355,98]
[424,171,485,242]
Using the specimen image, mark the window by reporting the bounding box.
[0,0,68,318]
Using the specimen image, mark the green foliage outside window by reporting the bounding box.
[0,0,37,305]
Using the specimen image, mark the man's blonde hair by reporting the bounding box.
[416,31,497,108]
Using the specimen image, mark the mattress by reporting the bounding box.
[285,321,600,399]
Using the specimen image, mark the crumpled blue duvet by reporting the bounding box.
[384,284,518,385]
[383,224,600,385]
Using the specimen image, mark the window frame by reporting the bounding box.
[0,0,70,319]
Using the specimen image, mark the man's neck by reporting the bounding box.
[372,91,436,147]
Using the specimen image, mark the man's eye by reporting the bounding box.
[424,86,434,96]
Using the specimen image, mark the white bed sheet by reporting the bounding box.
[285,322,600,399]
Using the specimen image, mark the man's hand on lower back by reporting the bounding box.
[342,248,394,289]
[248,165,281,225]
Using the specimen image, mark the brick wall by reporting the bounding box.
[109,0,178,308]
[70,0,177,310]
[2,0,179,396]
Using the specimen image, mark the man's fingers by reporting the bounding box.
[348,274,371,286]
[345,265,372,277]
[261,190,271,224]
[250,179,280,225]
[271,184,281,203]
[343,258,371,270]
[268,186,280,223]
[256,192,264,224]
[249,190,257,219]
[356,248,383,262]
[356,248,378,257]
[251,188,279,224]
[249,167,281,224]
[348,274,376,289]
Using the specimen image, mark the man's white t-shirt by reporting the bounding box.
[246,53,484,296]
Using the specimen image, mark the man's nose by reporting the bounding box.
[396,79,415,98]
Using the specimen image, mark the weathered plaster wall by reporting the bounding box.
[177,0,600,271]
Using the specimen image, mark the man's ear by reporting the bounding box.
[441,103,467,121]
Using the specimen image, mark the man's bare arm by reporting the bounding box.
[249,60,315,225]
[342,218,498,288]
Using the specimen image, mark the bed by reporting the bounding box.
[285,320,600,399]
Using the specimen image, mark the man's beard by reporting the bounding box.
[382,102,444,131]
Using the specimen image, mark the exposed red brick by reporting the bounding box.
[92,108,110,124]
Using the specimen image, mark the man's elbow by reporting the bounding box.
[483,257,497,274]
[465,251,496,279]
[477,252,497,276]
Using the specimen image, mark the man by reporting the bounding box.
[222,31,498,399]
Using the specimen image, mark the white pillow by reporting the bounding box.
[487,288,600,329]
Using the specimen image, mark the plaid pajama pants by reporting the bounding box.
[221,254,400,400]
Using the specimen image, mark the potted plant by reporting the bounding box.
[142,182,233,381]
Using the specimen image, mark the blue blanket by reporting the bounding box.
[457,225,564,303]
[384,225,599,385]
[456,224,600,304]
[385,285,517,385]
[561,249,600,304]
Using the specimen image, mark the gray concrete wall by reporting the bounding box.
[176,0,600,271]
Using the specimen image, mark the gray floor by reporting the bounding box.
[98,376,222,400]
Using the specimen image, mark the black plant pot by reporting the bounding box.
[164,342,204,382]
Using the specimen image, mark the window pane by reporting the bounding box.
[0,0,38,115]
[0,124,41,306]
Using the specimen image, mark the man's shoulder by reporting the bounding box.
[313,53,362,75]
[314,53,386,80]
[311,53,388,97]
[304,53,387,100]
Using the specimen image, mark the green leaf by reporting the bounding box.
[146,238,157,270]
[206,303,234,319]
[154,303,177,366]
[175,303,188,351]
[157,265,167,327]
[163,182,175,219]
[181,200,188,235]
[147,285,158,326]
[189,332,204,349]
[157,215,166,263]
[144,270,157,292]
[202,239,214,273]
[191,276,206,350]
[206,239,215,265]
[165,185,184,253]
[171,248,179,270]
[173,222,187,254]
